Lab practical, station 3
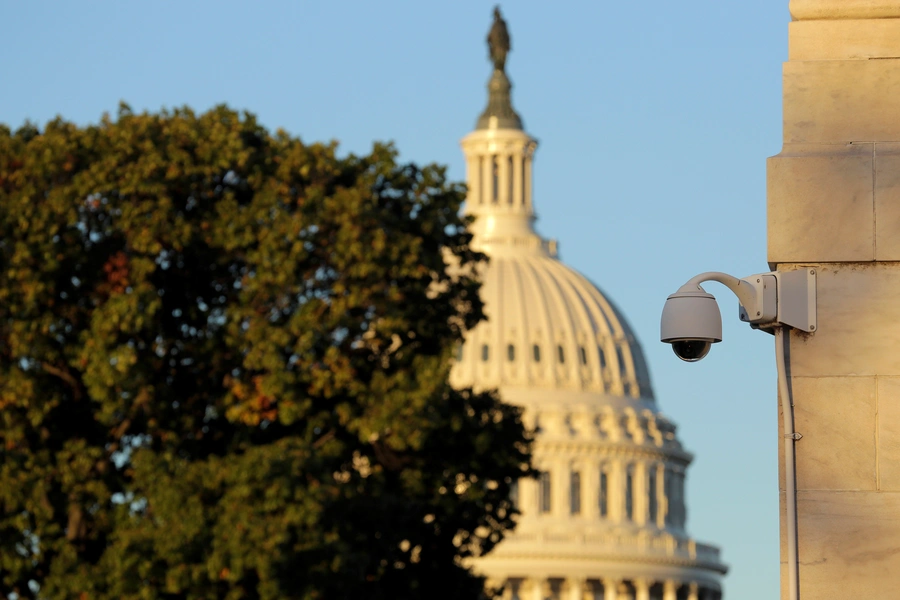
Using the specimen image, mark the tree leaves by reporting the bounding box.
[0,106,532,599]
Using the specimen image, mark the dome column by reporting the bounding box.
[481,154,494,205]
[601,579,618,600]
[583,457,599,520]
[524,146,534,212]
[662,580,677,600]
[687,582,699,600]
[635,461,647,527]
[565,577,587,600]
[498,151,510,206]
[633,578,650,600]
[512,148,524,210]
[553,458,569,518]
[465,155,481,206]
[524,577,551,600]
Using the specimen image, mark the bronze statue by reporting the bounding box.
[487,6,510,72]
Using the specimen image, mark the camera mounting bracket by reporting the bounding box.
[739,269,817,334]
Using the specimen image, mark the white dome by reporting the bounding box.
[453,65,726,598]
[449,250,654,400]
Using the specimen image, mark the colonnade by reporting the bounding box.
[492,577,721,600]
[463,139,536,214]
[518,458,686,530]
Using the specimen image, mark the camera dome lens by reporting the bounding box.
[671,339,711,362]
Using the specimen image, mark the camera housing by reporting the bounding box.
[660,269,817,363]
[660,290,723,362]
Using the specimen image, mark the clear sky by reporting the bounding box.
[0,1,790,597]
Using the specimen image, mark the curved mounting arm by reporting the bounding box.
[677,269,817,333]
[677,271,762,316]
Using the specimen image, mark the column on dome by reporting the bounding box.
[634,579,650,600]
[582,456,597,519]
[687,582,699,600]
[663,465,672,527]
[517,472,534,515]
[633,461,646,526]
[482,152,494,206]
[466,155,481,206]
[553,458,568,518]
[602,579,619,600]
[527,577,550,600]
[524,147,533,212]
[610,460,623,524]
[662,580,678,600]
[566,577,587,600]
[512,146,524,211]
[498,148,510,207]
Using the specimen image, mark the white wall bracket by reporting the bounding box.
[739,269,817,333]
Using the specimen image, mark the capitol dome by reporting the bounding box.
[449,250,655,400]
[455,9,726,600]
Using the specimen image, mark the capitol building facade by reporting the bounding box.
[451,11,727,600]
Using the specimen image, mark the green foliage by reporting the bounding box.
[0,106,532,599]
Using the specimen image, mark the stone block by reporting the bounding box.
[876,377,900,490]
[791,376,876,491]
[791,0,900,20]
[783,60,900,144]
[767,143,873,263]
[797,490,900,598]
[874,143,900,260]
[789,19,900,61]
[788,264,900,376]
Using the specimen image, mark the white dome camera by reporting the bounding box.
[660,290,723,362]
[660,269,818,362]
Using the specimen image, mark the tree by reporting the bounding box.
[0,105,532,599]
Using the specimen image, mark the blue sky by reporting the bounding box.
[1,1,791,597]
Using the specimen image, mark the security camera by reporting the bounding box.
[660,270,817,362]
[660,290,722,362]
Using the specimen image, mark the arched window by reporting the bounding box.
[598,467,609,518]
[598,346,607,369]
[579,346,588,365]
[557,345,565,364]
[481,344,489,362]
[570,471,581,515]
[648,465,658,525]
[616,346,629,376]
[664,467,685,528]
[507,344,515,361]
[539,471,552,514]
[533,344,541,362]
[625,465,635,521]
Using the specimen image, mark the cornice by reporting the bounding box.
[534,439,694,466]
[478,549,728,576]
